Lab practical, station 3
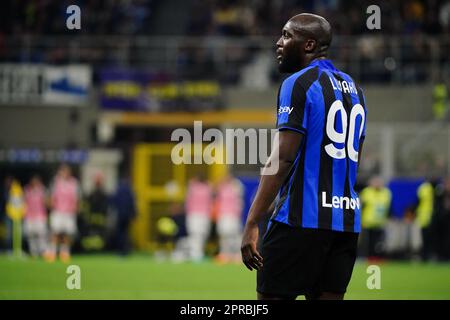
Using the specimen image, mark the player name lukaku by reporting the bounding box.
[329,77,358,94]
[321,192,360,210]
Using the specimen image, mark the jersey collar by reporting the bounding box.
[308,58,337,71]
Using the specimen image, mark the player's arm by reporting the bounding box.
[241,130,303,271]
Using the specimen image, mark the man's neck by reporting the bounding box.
[301,55,327,69]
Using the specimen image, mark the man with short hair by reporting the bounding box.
[241,13,367,300]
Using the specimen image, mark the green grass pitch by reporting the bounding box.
[0,254,449,299]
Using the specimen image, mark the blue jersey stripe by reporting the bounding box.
[301,101,308,129]
[277,75,295,125]
[301,80,324,229]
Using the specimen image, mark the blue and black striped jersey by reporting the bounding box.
[273,59,367,233]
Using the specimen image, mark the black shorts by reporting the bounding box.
[257,221,359,298]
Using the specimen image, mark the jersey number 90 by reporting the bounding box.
[324,100,365,162]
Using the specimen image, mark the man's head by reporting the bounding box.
[369,176,385,190]
[276,13,332,73]
[58,164,72,179]
[30,175,42,187]
[94,172,104,189]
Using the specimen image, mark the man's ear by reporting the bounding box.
[304,39,316,53]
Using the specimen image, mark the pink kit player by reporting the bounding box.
[45,164,79,263]
[185,175,213,261]
[24,175,48,258]
[215,174,244,263]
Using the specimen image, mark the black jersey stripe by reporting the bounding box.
[333,72,356,232]
[275,83,282,127]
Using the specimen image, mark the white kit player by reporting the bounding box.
[24,175,48,258]
[44,164,80,263]
[215,174,244,263]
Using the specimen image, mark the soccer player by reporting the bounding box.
[359,176,391,260]
[241,13,367,300]
[215,174,244,263]
[24,175,48,258]
[45,164,80,263]
[184,174,213,261]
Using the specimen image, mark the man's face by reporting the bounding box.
[276,21,305,73]
[59,166,70,179]
[31,176,40,186]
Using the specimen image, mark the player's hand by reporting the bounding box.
[241,223,263,271]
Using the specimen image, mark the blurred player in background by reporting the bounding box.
[6,177,25,257]
[433,177,450,261]
[112,173,136,256]
[24,175,48,258]
[185,174,213,261]
[215,174,244,264]
[414,179,436,261]
[45,164,80,263]
[359,176,392,260]
[82,173,109,251]
[0,176,14,252]
[170,201,190,263]
[241,13,367,300]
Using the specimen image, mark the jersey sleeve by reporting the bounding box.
[276,76,308,135]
